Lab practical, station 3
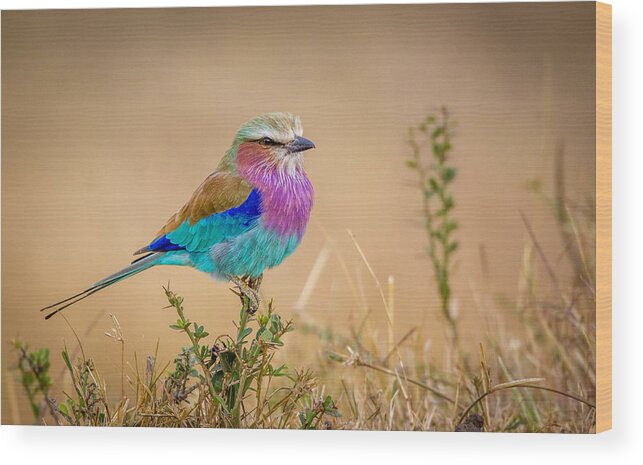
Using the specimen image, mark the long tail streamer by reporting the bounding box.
[40,253,160,319]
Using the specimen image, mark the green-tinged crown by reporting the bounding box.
[219,112,303,171]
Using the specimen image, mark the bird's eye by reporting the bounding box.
[259,137,274,146]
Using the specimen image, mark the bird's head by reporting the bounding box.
[221,113,315,175]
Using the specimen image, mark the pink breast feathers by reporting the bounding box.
[236,142,314,240]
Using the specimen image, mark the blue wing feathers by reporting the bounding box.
[148,236,184,252]
[146,189,262,253]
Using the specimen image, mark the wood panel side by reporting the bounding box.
[595,1,612,433]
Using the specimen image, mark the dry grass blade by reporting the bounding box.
[335,351,454,403]
[457,378,595,426]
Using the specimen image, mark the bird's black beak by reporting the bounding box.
[288,136,316,153]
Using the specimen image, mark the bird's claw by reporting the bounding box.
[242,287,260,314]
[228,275,261,314]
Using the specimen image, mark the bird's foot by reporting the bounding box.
[247,274,263,292]
[228,275,261,314]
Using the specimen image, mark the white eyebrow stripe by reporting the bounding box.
[237,113,303,144]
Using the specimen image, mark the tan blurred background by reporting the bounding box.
[2,3,595,424]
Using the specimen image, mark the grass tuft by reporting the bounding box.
[13,285,340,428]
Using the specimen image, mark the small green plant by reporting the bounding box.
[57,350,111,426]
[407,107,459,349]
[298,395,341,429]
[12,340,55,423]
[162,285,340,428]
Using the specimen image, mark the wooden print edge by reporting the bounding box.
[595,0,612,433]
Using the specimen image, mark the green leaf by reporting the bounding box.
[213,395,230,414]
[58,403,68,416]
[61,350,73,372]
[442,167,456,182]
[237,327,252,344]
[272,364,288,377]
[220,351,236,372]
[212,370,224,393]
[269,315,281,332]
[257,328,273,342]
[445,221,458,235]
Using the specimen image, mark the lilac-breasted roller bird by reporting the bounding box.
[41,113,315,319]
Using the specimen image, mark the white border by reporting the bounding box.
[1,1,641,463]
